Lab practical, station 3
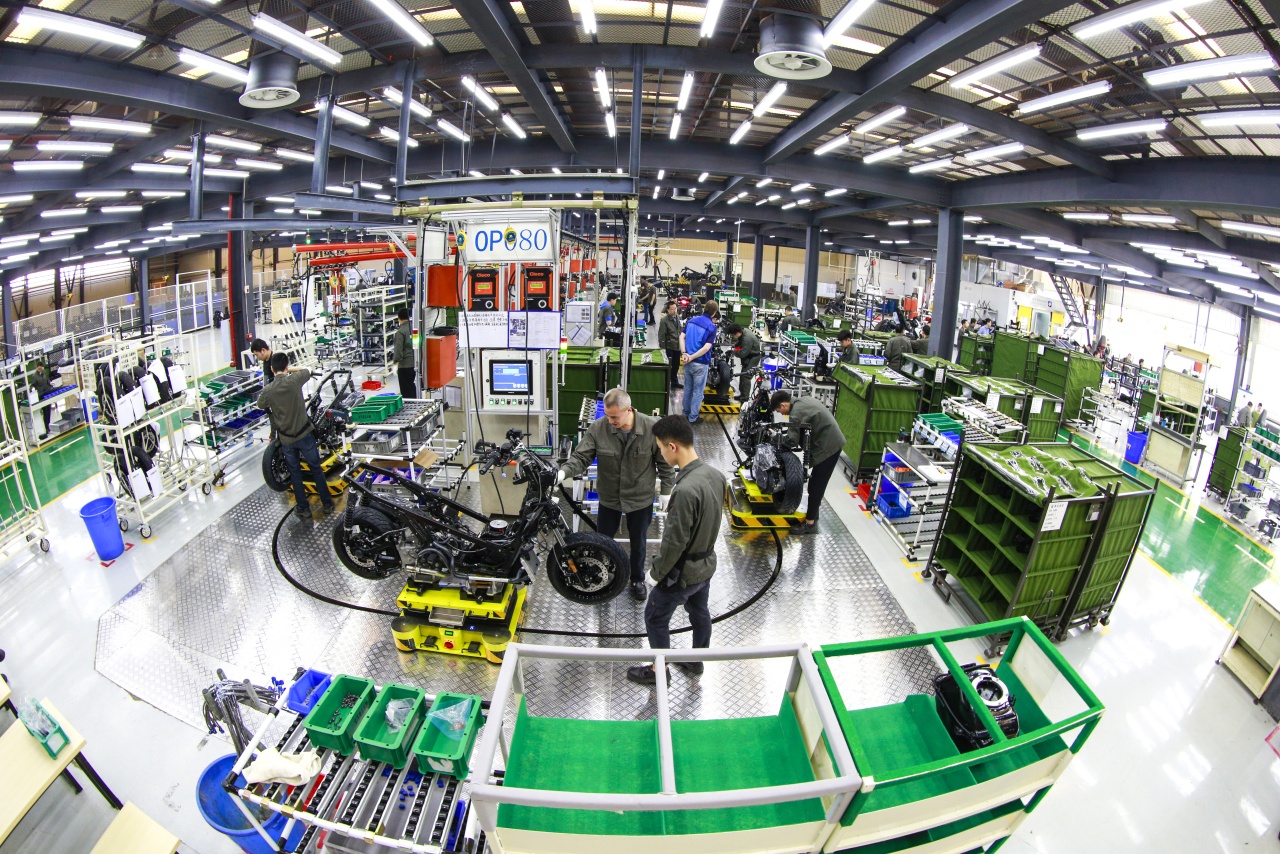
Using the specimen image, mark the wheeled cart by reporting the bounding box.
[0,377,50,558]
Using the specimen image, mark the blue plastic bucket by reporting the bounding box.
[761,358,785,390]
[1124,431,1149,464]
[80,497,124,561]
[197,754,304,854]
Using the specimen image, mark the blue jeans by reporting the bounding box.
[281,432,332,508]
[683,360,709,422]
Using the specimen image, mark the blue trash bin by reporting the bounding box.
[80,497,124,561]
[197,754,305,854]
[1125,430,1149,465]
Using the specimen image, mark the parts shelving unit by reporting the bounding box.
[832,363,922,481]
[950,375,1063,442]
[871,436,957,562]
[0,377,50,557]
[925,442,1155,655]
[1031,345,1104,424]
[990,330,1041,383]
[942,397,1028,444]
[900,353,969,412]
[346,398,466,493]
[188,369,269,486]
[1141,344,1210,487]
[956,332,994,375]
[350,284,408,380]
[79,331,212,538]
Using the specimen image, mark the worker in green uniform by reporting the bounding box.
[250,339,276,384]
[885,323,912,371]
[658,300,683,388]
[598,293,618,339]
[628,415,727,685]
[778,308,802,334]
[29,362,54,440]
[769,390,846,535]
[392,308,416,397]
[912,323,931,355]
[259,353,335,519]
[726,322,763,403]
[835,330,857,364]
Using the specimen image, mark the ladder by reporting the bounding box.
[1050,274,1090,342]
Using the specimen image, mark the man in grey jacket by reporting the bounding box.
[658,300,683,388]
[727,323,763,404]
[628,415,727,685]
[392,308,416,396]
[885,323,911,371]
[770,390,845,535]
[559,388,675,601]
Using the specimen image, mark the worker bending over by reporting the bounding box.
[727,323,763,403]
[769,390,846,535]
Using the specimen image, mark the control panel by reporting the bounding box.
[522,266,553,311]
[480,348,546,412]
[469,267,499,311]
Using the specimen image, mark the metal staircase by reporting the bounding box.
[1051,274,1090,342]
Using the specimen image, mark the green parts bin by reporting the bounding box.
[900,354,968,412]
[957,333,993,375]
[1031,345,1103,423]
[951,375,1063,442]
[354,683,427,769]
[351,394,404,423]
[928,442,1154,639]
[990,331,1041,383]
[833,363,922,477]
[413,692,483,778]
[548,346,605,440]
[303,675,376,755]
[603,348,670,417]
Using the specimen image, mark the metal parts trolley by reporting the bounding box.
[0,377,50,557]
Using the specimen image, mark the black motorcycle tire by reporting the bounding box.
[546,532,630,604]
[262,439,291,492]
[775,449,805,515]
[708,274,721,284]
[332,506,401,580]
[713,358,732,398]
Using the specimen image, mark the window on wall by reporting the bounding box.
[1102,288,1240,396]
[1247,315,1280,418]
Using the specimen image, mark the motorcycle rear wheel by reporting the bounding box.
[262,439,291,492]
[332,506,401,579]
[775,449,805,515]
[547,532,630,604]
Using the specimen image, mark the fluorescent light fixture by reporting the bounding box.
[143,191,186,199]
[701,0,724,38]
[467,170,485,178]
[502,114,527,139]
[1146,51,1276,88]
[0,112,42,127]
[756,178,773,188]
[101,205,143,213]
[964,215,983,222]
[823,0,878,47]
[729,120,752,144]
[754,197,770,206]
[579,0,597,33]
[132,163,187,175]
[382,87,432,120]
[909,157,952,173]
[378,125,419,146]
[51,227,88,236]
[204,168,251,179]
[605,111,617,137]
[825,187,847,197]
[1016,81,1112,116]
[1198,109,1280,127]
[1075,119,1167,140]
[1221,221,1280,239]
[147,224,173,231]
[77,190,126,199]
[461,76,500,112]
[275,148,315,163]
[68,116,152,135]
[324,185,354,194]
[790,182,813,192]
[18,8,143,48]
[37,140,113,154]
[781,201,797,210]
[163,149,221,163]
[669,113,682,140]
[856,106,906,134]
[1063,212,1110,220]
[909,123,970,148]
[12,161,83,172]
[887,219,909,226]
[1072,0,1213,39]
[205,134,261,152]
[358,181,383,191]
[753,82,787,117]
[1121,213,1177,224]
[437,119,469,142]
[814,134,849,155]
[948,44,1042,89]
[38,234,73,243]
[595,68,612,108]
[375,193,392,201]
[363,0,433,45]
[863,144,903,164]
[732,192,748,201]
[965,141,1025,161]
[653,186,661,199]
[550,167,562,174]
[236,158,282,171]
[265,196,295,204]
[696,172,709,184]
[177,48,250,83]
[331,104,370,128]
[671,72,695,115]
[252,13,343,66]
[509,168,523,176]
[41,209,88,218]
[912,219,931,224]
[895,240,909,244]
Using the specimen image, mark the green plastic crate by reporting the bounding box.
[354,683,427,769]
[412,693,483,779]
[303,675,376,755]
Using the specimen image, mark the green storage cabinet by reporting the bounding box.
[952,376,1063,442]
[603,349,670,417]
[833,364,922,476]
[1136,388,1157,424]
[1207,426,1245,498]
[931,443,1153,636]
[957,334,993,375]
[990,331,1040,382]
[1032,346,1103,423]
[548,347,605,440]
[901,354,968,412]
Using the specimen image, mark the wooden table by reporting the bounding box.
[0,697,122,844]
[90,802,180,854]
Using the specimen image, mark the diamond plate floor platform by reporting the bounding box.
[95,414,940,732]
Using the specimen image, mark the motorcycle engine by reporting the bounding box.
[482,519,510,539]
[751,444,783,494]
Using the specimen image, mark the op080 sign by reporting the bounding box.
[456,222,554,262]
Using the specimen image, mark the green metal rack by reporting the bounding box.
[833,363,922,479]
[1031,346,1103,424]
[1207,426,1246,501]
[957,334,994,375]
[925,442,1155,654]
[901,354,969,412]
[990,331,1041,383]
[547,347,604,443]
[603,348,670,417]
[950,375,1063,442]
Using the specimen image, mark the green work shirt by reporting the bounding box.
[786,396,845,465]
[885,334,911,370]
[258,369,313,445]
[735,329,763,366]
[392,321,414,368]
[911,336,930,355]
[658,314,682,351]
[651,457,726,588]
[598,303,616,333]
[561,410,675,513]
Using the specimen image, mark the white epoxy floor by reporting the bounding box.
[0,340,1277,852]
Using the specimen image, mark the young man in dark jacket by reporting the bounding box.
[885,323,911,371]
[258,353,335,518]
[657,300,683,388]
[628,415,727,685]
[250,338,275,384]
[770,390,845,535]
[726,323,763,403]
[392,308,416,397]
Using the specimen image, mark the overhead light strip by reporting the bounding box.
[1144,51,1277,88]
[252,13,343,67]
[948,44,1041,90]
[1015,81,1112,116]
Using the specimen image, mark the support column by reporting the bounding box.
[311,96,333,194]
[351,183,361,223]
[1,276,13,358]
[724,236,733,288]
[395,63,413,189]
[1230,307,1252,413]
[629,48,642,183]
[801,225,819,320]
[190,123,205,222]
[227,193,251,362]
[1092,278,1106,343]
[929,208,964,361]
[751,233,764,301]
[136,256,150,332]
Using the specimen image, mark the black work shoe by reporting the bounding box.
[294,504,313,520]
[672,383,683,388]
[321,502,337,514]
[630,582,647,601]
[676,661,705,676]
[626,664,668,685]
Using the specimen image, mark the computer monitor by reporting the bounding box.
[489,360,532,395]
